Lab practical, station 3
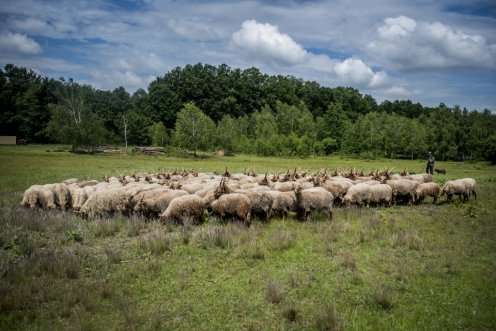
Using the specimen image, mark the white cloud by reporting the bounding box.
[167,18,219,41]
[369,16,496,70]
[0,32,42,54]
[377,16,416,40]
[230,20,308,66]
[90,69,144,91]
[332,58,388,88]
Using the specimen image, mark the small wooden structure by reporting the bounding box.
[0,136,17,145]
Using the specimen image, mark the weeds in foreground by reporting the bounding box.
[137,229,174,255]
[340,250,356,271]
[369,283,393,310]
[195,225,236,249]
[391,229,426,251]
[315,303,341,331]
[268,229,297,252]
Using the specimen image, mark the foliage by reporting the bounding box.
[173,102,215,155]
[148,121,168,147]
[45,79,108,151]
[1,64,495,160]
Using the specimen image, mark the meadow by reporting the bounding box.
[0,145,495,330]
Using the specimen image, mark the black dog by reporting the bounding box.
[434,168,446,175]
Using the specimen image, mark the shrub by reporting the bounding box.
[370,283,393,310]
[265,279,284,304]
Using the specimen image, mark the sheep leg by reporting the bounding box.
[328,210,333,221]
[282,210,288,221]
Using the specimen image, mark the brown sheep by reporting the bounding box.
[414,182,441,204]
[295,186,333,222]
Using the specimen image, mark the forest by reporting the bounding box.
[0,63,495,161]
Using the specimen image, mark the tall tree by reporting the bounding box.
[45,79,108,151]
[173,102,215,155]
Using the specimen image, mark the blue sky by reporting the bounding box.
[0,0,495,111]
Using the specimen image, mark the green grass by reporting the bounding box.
[0,145,495,330]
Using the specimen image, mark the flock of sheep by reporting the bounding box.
[20,168,477,225]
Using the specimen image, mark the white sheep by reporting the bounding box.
[342,183,371,206]
[159,195,204,224]
[134,189,188,217]
[386,179,420,205]
[368,184,393,207]
[440,178,476,202]
[79,187,131,218]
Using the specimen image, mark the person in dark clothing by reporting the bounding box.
[426,152,435,174]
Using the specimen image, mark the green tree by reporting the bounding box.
[46,79,108,151]
[173,102,215,155]
[216,115,237,151]
[149,121,168,147]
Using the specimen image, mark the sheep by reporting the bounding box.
[386,179,420,205]
[134,189,188,217]
[179,183,206,194]
[440,178,476,202]
[314,179,352,204]
[79,188,131,218]
[421,173,433,183]
[68,185,88,211]
[159,195,204,224]
[78,180,99,187]
[342,183,371,206]
[461,178,477,201]
[50,183,71,210]
[211,193,252,226]
[402,174,425,183]
[368,184,393,207]
[243,191,274,221]
[294,186,333,222]
[414,182,441,204]
[63,178,79,185]
[21,184,57,210]
[272,182,296,192]
[266,190,296,220]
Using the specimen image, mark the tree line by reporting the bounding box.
[0,63,494,162]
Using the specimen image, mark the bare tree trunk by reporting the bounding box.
[123,116,128,149]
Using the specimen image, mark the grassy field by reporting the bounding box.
[0,145,495,330]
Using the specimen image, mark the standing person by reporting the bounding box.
[426,152,435,174]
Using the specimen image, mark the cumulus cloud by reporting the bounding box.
[230,20,308,66]
[0,32,42,54]
[333,58,388,88]
[231,20,388,88]
[369,15,496,70]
